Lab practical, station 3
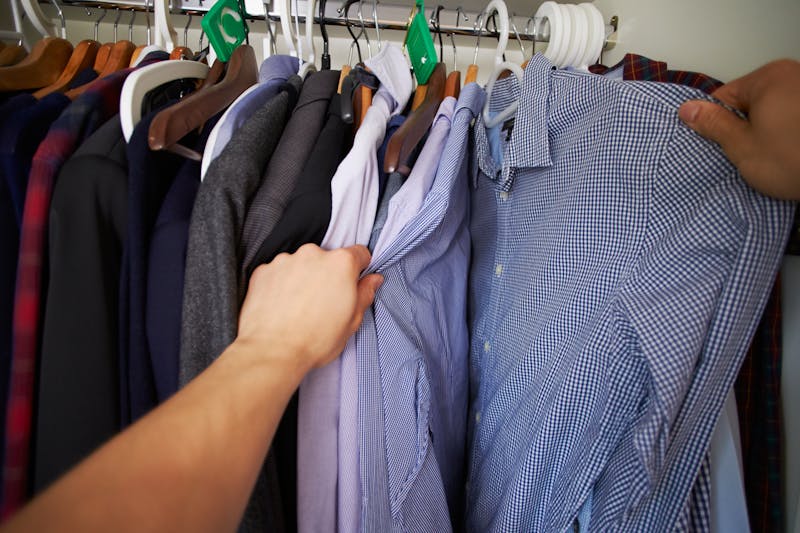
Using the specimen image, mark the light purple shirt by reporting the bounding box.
[372,97,456,258]
[200,55,299,178]
[296,43,412,533]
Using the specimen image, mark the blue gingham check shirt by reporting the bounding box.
[356,84,485,532]
[467,54,794,532]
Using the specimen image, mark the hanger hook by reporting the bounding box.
[478,0,510,64]
[429,5,444,62]
[319,0,329,66]
[338,0,363,63]
[293,0,304,61]
[372,0,381,52]
[357,0,371,59]
[183,13,191,47]
[510,13,525,59]
[128,8,136,42]
[455,5,468,27]
[449,32,457,71]
[94,7,107,42]
[48,0,66,39]
[113,7,122,42]
[524,15,537,58]
[471,10,485,65]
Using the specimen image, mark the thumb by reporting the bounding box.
[354,273,383,317]
[678,100,755,167]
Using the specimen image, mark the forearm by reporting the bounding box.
[2,339,308,533]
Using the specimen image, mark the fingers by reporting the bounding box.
[349,274,383,333]
[356,274,383,311]
[711,76,751,112]
[339,244,372,274]
[678,100,755,172]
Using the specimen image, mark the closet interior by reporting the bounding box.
[0,0,799,530]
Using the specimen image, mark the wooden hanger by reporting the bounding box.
[169,46,193,60]
[0,45,27,67]
[198,56,226,89]
[33,40,100,98]
[445,70,460,99]
[148,44,258,154]
[66,40,135,99]
[444,32,460,99]
[338,64,352,93]
[383,62,445,177]
[94,43,113,70]
[0,37,73,91]
[353,85,372,129]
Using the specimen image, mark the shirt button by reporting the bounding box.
[483,341,491,353]
[475,411,481,423]
[495,264,503,276]
[499,191,509,201]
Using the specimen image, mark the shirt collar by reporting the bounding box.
[365,43,413,116]
[258,55,301,84]
[475,53,553,181]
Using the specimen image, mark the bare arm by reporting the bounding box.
[1,244,383,533]
[678,59,800,200]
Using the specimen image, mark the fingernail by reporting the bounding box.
[678,102,699,123]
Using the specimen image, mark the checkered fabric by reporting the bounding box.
[466,54,794,532]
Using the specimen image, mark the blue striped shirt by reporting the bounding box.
[466,54,794,531]
[357,83,485,531]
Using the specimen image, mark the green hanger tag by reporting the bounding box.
[201,0,248,62]
[405,0,437,85]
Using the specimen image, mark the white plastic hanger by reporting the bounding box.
[279,0,318,76]
[577,3,604,69]
[295,0,318,76]
[0,0,27,48]
[133,0,166,67]
[535,1,567,67]
[562,4,587,68]
[481,0,524,129]
[20,0,59,38]
[262,0,278,59]
[154,0,178,51]
[119,59,210,142]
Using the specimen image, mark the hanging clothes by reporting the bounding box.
[297,42,412,533]
[121,102,197,425]
[201,55,300,179]
[594,52,781,532]
[146,114,221,403]
[34,114,128,493]
[4,53,167,516]
[466,54,794,531]
[179,75,302,533]
[240,69,340,275]
[245,90,351,278]
[0,91,71,465]
[356,85,480,531]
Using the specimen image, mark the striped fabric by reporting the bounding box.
[357,83,485,532]
[466,54,794,532]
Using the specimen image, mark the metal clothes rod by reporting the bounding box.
[41,0,618,45]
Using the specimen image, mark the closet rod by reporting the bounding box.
[45,0,618,45]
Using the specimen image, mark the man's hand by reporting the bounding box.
[237,244,383,373]
[678,59,800,200]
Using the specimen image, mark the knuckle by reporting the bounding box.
[297,243,319,256]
